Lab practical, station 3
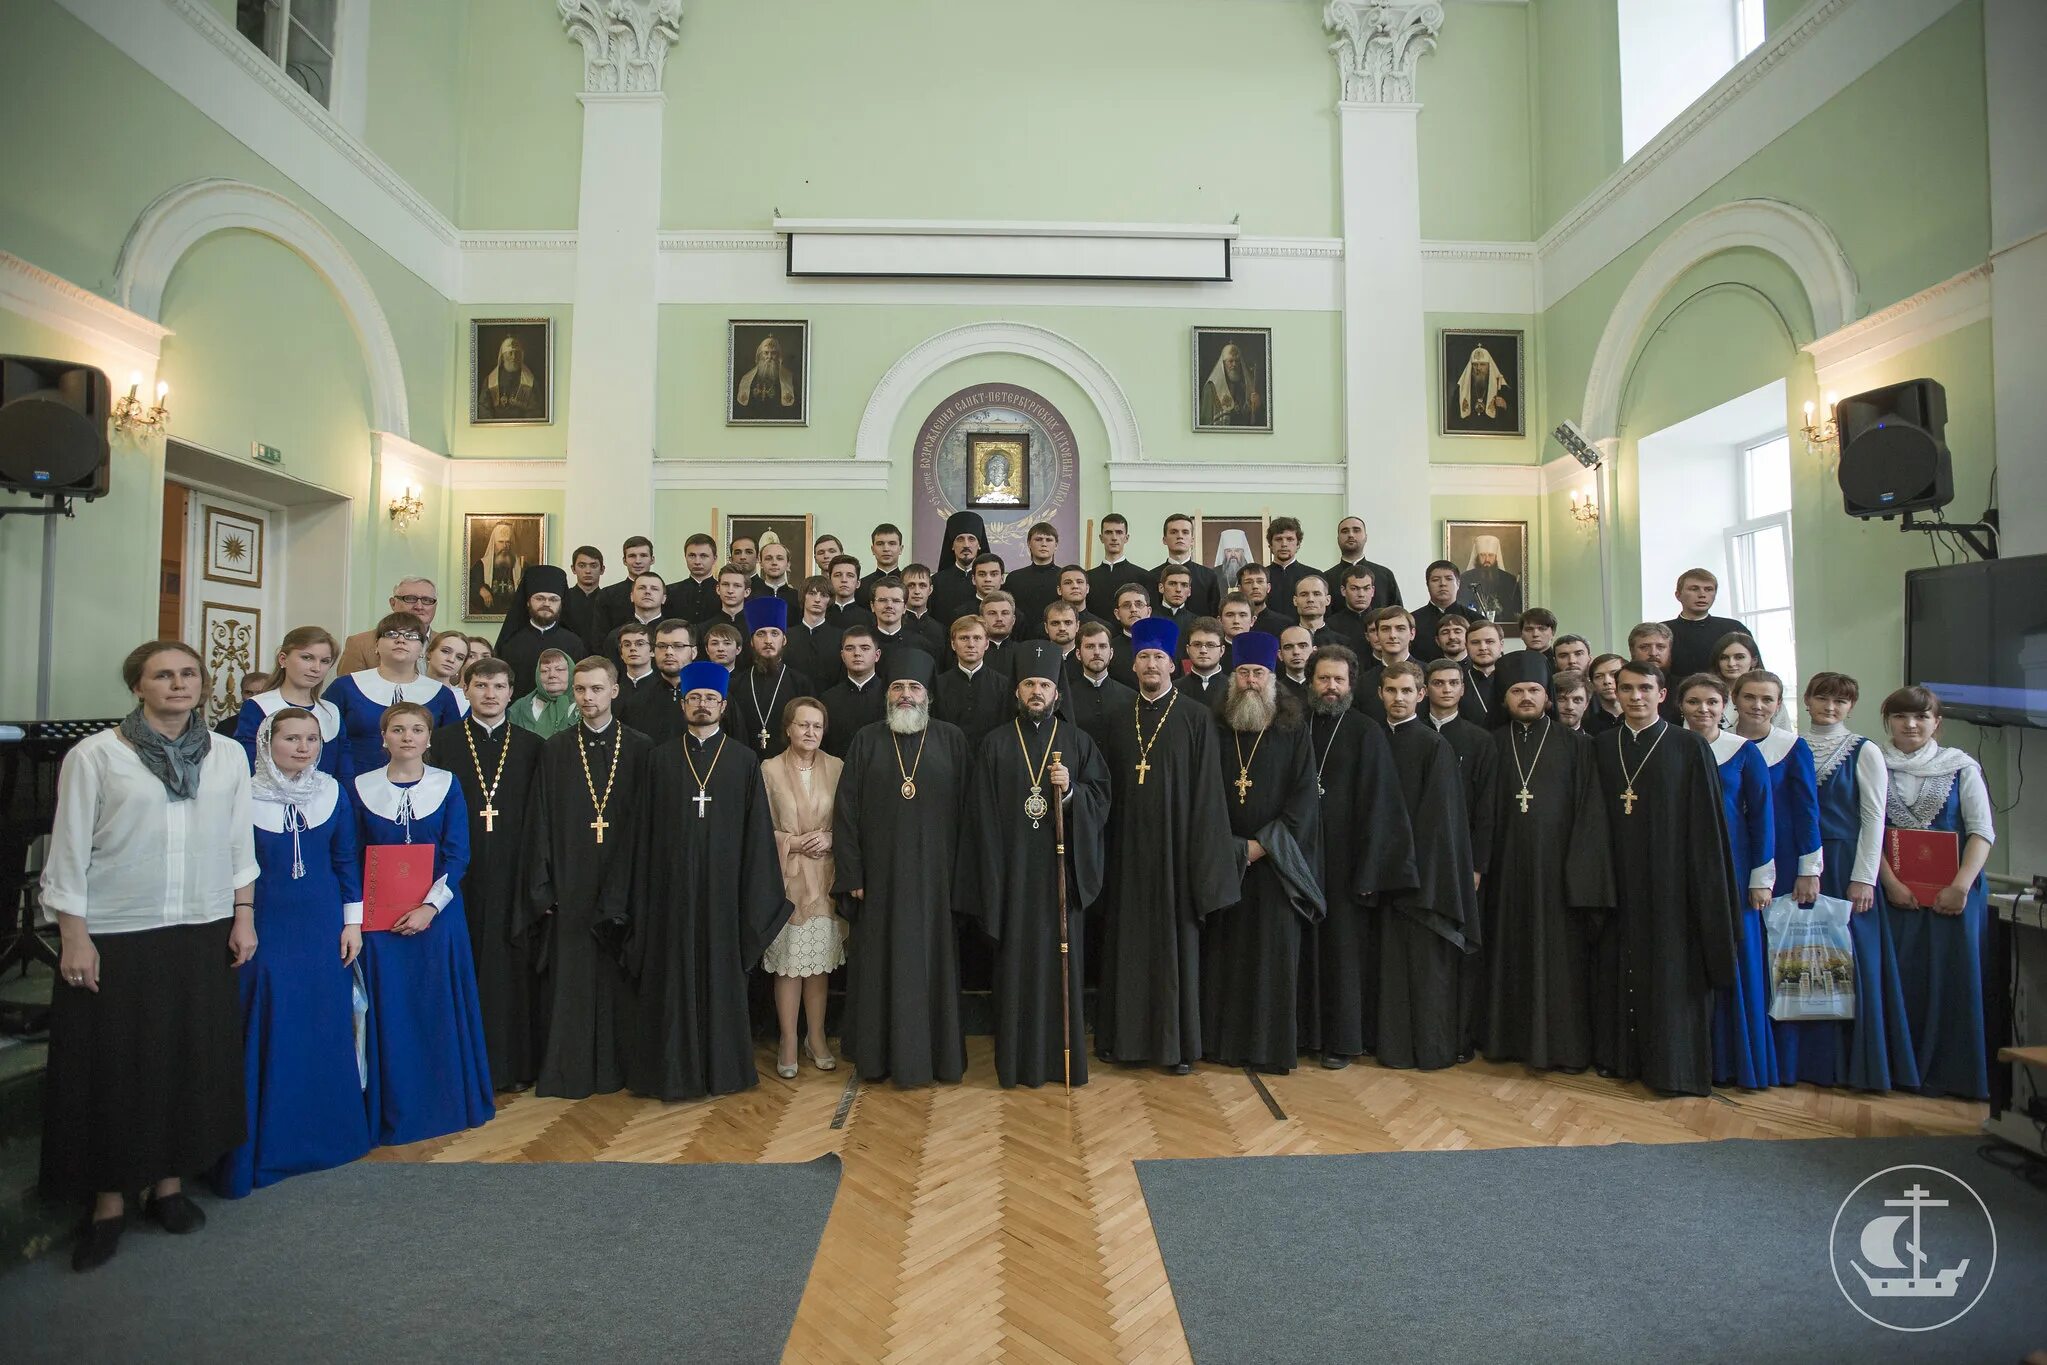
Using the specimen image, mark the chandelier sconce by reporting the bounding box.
[387,484,424,532]
[111,372,170,434]
[1567,488,1600,528]
[1801,390,1839,461]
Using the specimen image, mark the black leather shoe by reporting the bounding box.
[1320,1053,1351,1070]
[1171,1062,1192,1075]
[71,1215,123,1272]
[146,1192,207,1235]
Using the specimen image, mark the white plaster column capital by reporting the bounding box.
[559,0,684,94]
[1323,2,1444,105]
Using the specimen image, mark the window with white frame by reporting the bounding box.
[1618,0,1764,159]
[1724,433,1797,684]
[237,0,339,108]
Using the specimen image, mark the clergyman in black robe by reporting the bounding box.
[1095,617,1239,1071]
[494,564,587,699]
[957,643,1112,1088]
[1198,635,1325,1072]
[1427,660,1498,1055]
[1298,645,1417,1065]
[624,662,793,1101]
[1480,682,1615,1071]
[1590,663,1739,1096]
[429,661,545,1090]
[1374,663,1479,1071]
[831,649,971,1086]
[723,596,811,759]
[523,660,650,1099]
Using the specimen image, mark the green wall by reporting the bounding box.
[1419,1,1535,241]
[454,0,583,230]
[1531,0,1623,235]
[361,0,467,224]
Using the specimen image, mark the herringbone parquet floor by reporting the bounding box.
[367,1039,1984,1363]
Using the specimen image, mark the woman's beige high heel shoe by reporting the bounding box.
[804,1040,837,1072]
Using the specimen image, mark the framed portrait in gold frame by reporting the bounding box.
[966,431,1030,510]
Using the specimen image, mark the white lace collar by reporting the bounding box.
[1709,731,1747,765]
[252,688,340,738]
[348,672,447,707]
[251,771,341,833]
[353,765,453,821]
[1806,724,1860,784]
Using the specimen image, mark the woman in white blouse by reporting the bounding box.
[42,641,259,1272]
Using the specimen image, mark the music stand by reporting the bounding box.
[0,719,120,978]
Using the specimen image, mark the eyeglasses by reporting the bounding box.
[394,594,438,607]
[381,629,424,642]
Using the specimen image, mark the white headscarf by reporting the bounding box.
[1464,534,1505,573]
[251,710,329,879]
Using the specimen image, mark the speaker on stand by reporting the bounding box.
[0,356,115,718]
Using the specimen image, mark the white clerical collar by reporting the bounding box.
[1340,554,1363,566]
[877,625,903,638]
[253,688,340,738]
[351,672,444,707]
[1140,686,1173,702]
[1624,717,1662,737]
[802,615,827,628]
[626,668,652,684]
[354,765,453,820]
[251,771,341,833]
[1429,711,1456,728]
[1709,731,1746,764]
[582,717,615,735]
[1193,667,1219,681]
[849,673,876,690]
[959,662,983,678]
[832,596,856,607]
[472,713,508,735]
[1103,554,1126,566]
[1288,671,1306,685]
[533,621,558,634]
[763,577,788,590]
[1167,556,1190,566]
[1387,714,1418,730]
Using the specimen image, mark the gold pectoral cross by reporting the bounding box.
[1234,769,1254,803]
[1134,757,1151,785]
[1620,787,1637,816]
[1515,786,1532,814]
[480,801,498,834]
[590,812,610,843]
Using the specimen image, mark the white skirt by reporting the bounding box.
[762,914,845,978]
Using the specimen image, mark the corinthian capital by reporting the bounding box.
[559,0,685,94]
[1323,2,1445,105]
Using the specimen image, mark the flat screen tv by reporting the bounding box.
[1903,554,2047,728]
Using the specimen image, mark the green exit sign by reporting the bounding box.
[252,442,283,465]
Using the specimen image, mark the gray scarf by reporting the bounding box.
[119,705,212,801]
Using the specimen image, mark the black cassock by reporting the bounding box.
[1063,672,1136,752]
[624,731,792,1101]
[957,716,1111,1088]
[622,677,684,744]
[933,665,1011,748]
[1434,712,1497,1052]
[1376,718,1479,1070]
[1096,690,1239,1066]
[499,625,586,701]
[1201,716,1324,1071]
[1298,708,1417,1059]
[832,719,973,1086]
[524,721,650,1099]
[429,716,545,1090]
[1480,721,1614,1070]
[818,677,884,759]
[724,664,813,759]
[1591,721,1738,1096]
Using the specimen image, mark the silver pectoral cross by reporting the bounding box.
[692,788,712,819]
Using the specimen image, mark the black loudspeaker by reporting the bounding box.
[0,355,112,501]
[1835,377,1951,519]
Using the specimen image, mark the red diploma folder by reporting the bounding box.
[1885,828,1959,907]
[363,843,435,932]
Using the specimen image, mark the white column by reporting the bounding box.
[1985,0,2047,560]
[1326,2,1443,590]
[559,0,681,561]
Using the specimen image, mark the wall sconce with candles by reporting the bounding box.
[1801,390,1839,460]
[387,484,424,532]
[1567,488,1600,528]
[110,372,170,434]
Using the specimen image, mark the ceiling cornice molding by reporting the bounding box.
[0,250,172,374]
[1803,262,1991,388]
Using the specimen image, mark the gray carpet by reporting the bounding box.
[1,1156,841,1364]
[1137,1135,2047,1365]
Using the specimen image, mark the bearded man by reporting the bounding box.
[734,332,798,413]
[1198,631,1324,1072]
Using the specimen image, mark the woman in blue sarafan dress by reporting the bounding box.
[327,612,461,778]
[352,700,495,1144]
[234,626,348,781]
[1678,674,1777,1089]
[1772,673,1920,1090]
[1730,671,1827,1087]
[1876,686,1996,1102]
[215,708,371,1197]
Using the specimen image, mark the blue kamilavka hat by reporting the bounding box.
[678,660,730,698]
